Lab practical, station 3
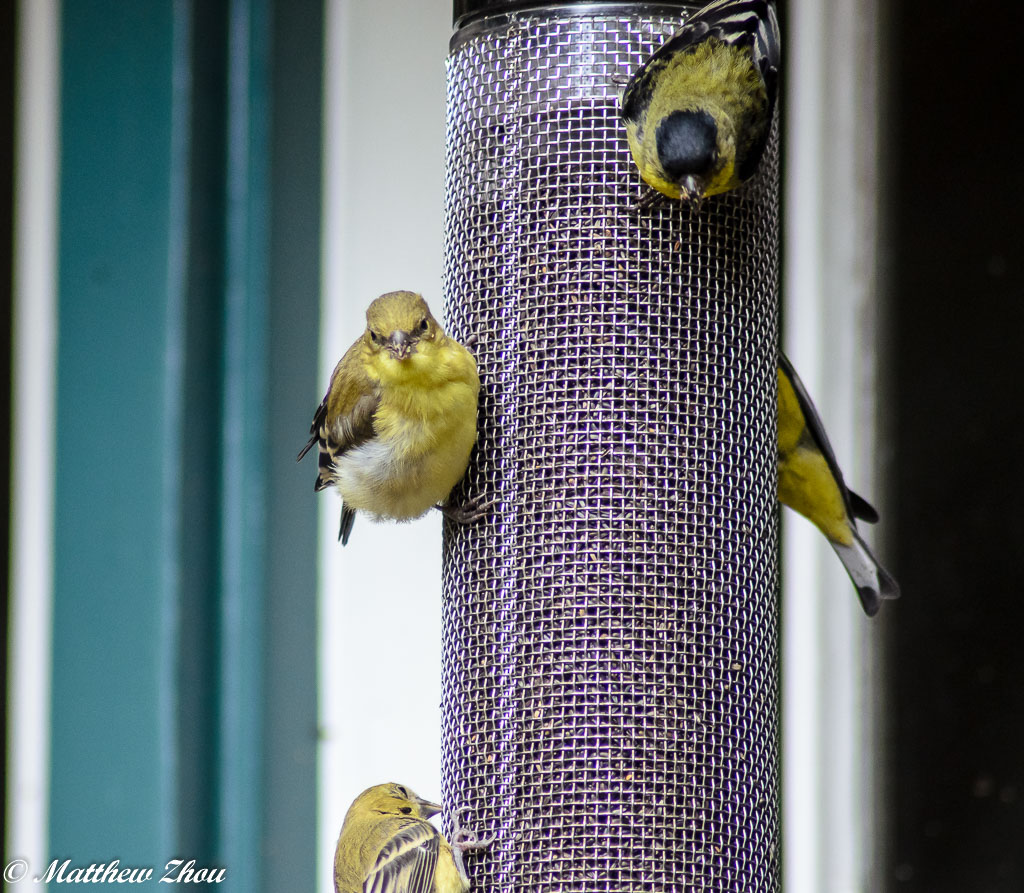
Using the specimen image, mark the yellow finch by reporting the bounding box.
[620,0,780,205]
[333,782,492,893]
[778,352,900,616]
[298,291,482,545]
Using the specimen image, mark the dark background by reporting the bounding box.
[885,2,1024,891]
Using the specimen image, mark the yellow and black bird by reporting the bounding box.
[620,0,781,205]
[778,352,900,616]
[333,783,492,893]
[298,291,482,545]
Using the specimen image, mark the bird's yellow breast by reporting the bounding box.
[433,839,470,893]
[335,340,479,522]
[777,368,854,546]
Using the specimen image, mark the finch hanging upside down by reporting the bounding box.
[778,351,900,616]
[620,0,781,207]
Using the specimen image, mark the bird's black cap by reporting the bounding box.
[655,109,718,181]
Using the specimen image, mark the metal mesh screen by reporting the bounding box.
[441,6,780,891]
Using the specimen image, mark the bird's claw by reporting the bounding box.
[636,186,668,212]
[450,805,495,850]
[451,829,495,851]
[448,807,494,883]
[437,493,493,526]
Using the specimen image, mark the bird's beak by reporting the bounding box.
[415,797,442,819]
[681,175,704,207]
[386,330,414,360]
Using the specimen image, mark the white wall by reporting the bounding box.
[317,1,452,889]
[6,0,59,877]
[782,1,885,891]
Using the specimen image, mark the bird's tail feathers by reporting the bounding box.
[847,488,881,524]
[830,528,900,617]
[338,505,356,545]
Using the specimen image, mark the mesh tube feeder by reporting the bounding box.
[441,2,780,890]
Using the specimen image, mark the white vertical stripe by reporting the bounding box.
[783,0,882,891]
[317,5,352,887]
[6,0,60,874]
[317,3,450,891]
[781,2,826,888]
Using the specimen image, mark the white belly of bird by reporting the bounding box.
[332,411,476,522]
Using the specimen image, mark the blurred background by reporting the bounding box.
[2,1,1021,892]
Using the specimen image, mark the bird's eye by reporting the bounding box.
[418,318,429,333]
[370,330,381,344]
[399,806,412,814]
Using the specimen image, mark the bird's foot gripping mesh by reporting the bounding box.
[442,7,780,891]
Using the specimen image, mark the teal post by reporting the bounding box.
[49,0,320,889]
[218,1,269,890]
[51,0,184,866]
[261,0,322,887]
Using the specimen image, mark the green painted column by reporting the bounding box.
[48,0,321,888]
[218,1,270,888]
[51,0,185,864]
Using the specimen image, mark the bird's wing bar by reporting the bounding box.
[298,343,381,466]
[638,0,781,100]
[364,820,440,893]
[694,0,780,179]
[308,391,379,497]
[329,392,379,458]
[665,0,780,70]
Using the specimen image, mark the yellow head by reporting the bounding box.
[642,40,750,203]
[623,36,768,204]
[361,291,451,385]
[364,291,441,360]
[345,782,442,822]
